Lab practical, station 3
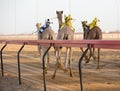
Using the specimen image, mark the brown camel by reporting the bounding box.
[81,21,102,69]
[52,11,74,79]
[36,22,55,72]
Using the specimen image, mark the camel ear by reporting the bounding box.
[64,15,66,18]
[56,11,58,14]
[82,21,87,23]
[61,11,63,14]
[64,15,67,20]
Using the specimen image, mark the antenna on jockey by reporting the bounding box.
[36,0,38,23]
[116,0,119,32]
[69,0,76,23]
[14,0,16,34]
[69,0,71,14]
[50,17,57,20]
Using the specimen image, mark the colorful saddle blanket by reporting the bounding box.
[60,14,74,31]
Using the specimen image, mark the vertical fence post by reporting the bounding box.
[0,42,7,76]
[42,44,52,91]
[78,44,91,91]
[17,43,25,85]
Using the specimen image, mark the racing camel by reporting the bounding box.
[36,22,55,73]
[81,18,102,69]
[52,11,75,78]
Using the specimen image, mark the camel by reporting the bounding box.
[36,23,42,55]
[81,21,102,69]
[36,22,55,73]
[52,11,74,78]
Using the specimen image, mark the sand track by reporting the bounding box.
[0,45,120,91]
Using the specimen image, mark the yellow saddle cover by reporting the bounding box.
[88,17,98,30]
[60,14,74,31]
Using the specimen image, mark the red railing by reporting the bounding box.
[0,39,120,91]
[1,39,120,48]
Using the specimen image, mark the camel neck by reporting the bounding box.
[58,18,62,29]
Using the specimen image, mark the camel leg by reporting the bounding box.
[45,48,49,73]
[57,48,63,69]
[80,48,89,61]
[41,47,48,74]
[97,48,100,69]
[47,52,50,65]
[40,47,43,64]
[80,47,84,52]
[64,47,70,72]
[92,48,97,63]
[86,48,91,63]
[38,34,42,56]
[38,46,42,56]
[45,52,49,71]
[52,48,62,79]
[69,47,73,77]
[52,61,59,79]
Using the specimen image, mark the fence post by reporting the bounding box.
[0,42,7,76]
[78,44,91,91]
[42,43,52,91]
[17,43,25,85]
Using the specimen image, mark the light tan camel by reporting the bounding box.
[52,11,74,78]
[36,23,55,73]
[81,21,102,69]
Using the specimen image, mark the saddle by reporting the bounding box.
[88,17,98,30]
[60,14,74,31]
[39,25,51,34]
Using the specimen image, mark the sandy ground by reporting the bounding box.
[0,44,120,91]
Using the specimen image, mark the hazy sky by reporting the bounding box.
[0,0,120,34]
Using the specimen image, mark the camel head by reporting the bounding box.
[81,21,87,28]
[36,23,41,30]
[56,11,63,28]
[81,21,89,39]
[56,11,63,19]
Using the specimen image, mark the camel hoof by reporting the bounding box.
[45,71,48,74]
[96,67,100,69]
[85,60,89,63]
[70,74,73,77]
[45,67,48,74]
[52,75,55,79]
[60,63,65,70]
[85,56,88,61]
[93,57,97,64]
[43,70,48,74]
[64,69,68,73]
[93,56,97,61]
[56,62,64,70]
[70,72,73,77]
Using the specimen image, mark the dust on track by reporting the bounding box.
[0,44,120,91]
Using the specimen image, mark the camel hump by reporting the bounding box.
[92,26,102,32]
[91,26,102,39]
[41,26,55,39]
[61,26,74,32]
[60,25,74,32]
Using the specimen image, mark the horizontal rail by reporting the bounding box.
[0,40,120,49]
